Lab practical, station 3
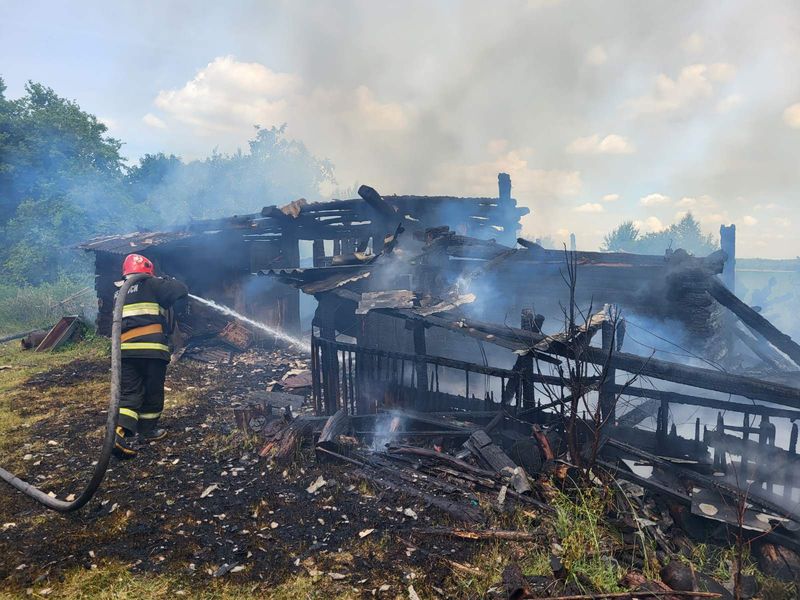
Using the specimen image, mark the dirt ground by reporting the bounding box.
[4,340,797,600]
[0,340,506,599]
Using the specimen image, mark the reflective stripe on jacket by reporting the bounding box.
[117,275,188,361]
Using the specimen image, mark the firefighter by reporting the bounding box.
[113,253,188,458]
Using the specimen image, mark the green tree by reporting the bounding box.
[125,152,182,203]
[602,213,718,257]
[0,76,335,286]
[0,78,133,283]
[140,124,335,224]
[602,221,640,252]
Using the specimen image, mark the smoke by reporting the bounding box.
[127,125,334,227]
[78,0,796,256]
[188,293,308,353]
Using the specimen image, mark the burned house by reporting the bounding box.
[258,190,800,552]
[80,173,528,342]
[80,173,800,552]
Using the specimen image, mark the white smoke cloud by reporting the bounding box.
[640,193,671,206]
[566,134,635,155]
[574,202,604,213]
[626,63,736,116]
[634,216,665,232]
[784,102,800,128]
[142,113,167,129]
[79,0,800,258]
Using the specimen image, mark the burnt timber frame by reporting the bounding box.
[81,173,528,337]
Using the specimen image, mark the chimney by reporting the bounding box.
[498,173,511,202]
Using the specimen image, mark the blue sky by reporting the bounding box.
[2,0,800,257]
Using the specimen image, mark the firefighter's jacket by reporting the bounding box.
[117,276,188,361]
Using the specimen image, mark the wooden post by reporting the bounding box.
[787,423,798,500]
[720,224,736,291]
[695,417,701,453]
[741,413,750,480]
[599,318,617,424]
[412,322,428,411]
[312,239,325,267]
[656,400,669,453]
[313,300,339,415]
[519,310,535,408]
[279,234,301,335]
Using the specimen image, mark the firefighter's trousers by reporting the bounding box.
[119,358,168,434]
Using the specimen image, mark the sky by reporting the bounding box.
[1,0,800,258]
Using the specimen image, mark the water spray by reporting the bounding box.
[188,294,309,354]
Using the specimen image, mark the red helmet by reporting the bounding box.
[122,253,155,277]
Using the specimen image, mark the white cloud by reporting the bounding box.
[754,202,778,210]
[142,113,167,129]
[154,56,300,133]
[626,63,736,116]
[640,193,671,206]
[634,216,665,232]
[566,134,635,155]
[676,195,716,208]
[585,45,607,66]
[152,55,415,141]
[716,94,742,113]
[697,212,727,225]
[351,85,413,131]
[682,33,705,54]
[574,202,604,213]
[602,193,620,202]
[783,103,800,128]
[742,215,758,226]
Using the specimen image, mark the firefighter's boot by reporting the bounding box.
[113,426,138,459]
[139,428,167,442]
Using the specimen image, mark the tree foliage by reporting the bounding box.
[139,124,334,225]
[0,78,136,283]
[0,77,334,286]
[602,213,718,256]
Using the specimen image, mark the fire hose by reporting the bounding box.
[0,273,145,512]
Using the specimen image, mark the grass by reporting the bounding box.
[207,430,261,458]
[552,486,625,593]
[0,561,329,600]
[0,335,109,453]
[679,541,760,582]
[0,278,95,337]
[451,542,510,599]
[448,482,627,597]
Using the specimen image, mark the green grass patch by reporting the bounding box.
[451,542,509,599]
[552,487,624,593]
[0,337,109,452]
[0,278,95,337]
[0,561,327,600]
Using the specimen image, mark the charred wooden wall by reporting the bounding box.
[91,230,301,338]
